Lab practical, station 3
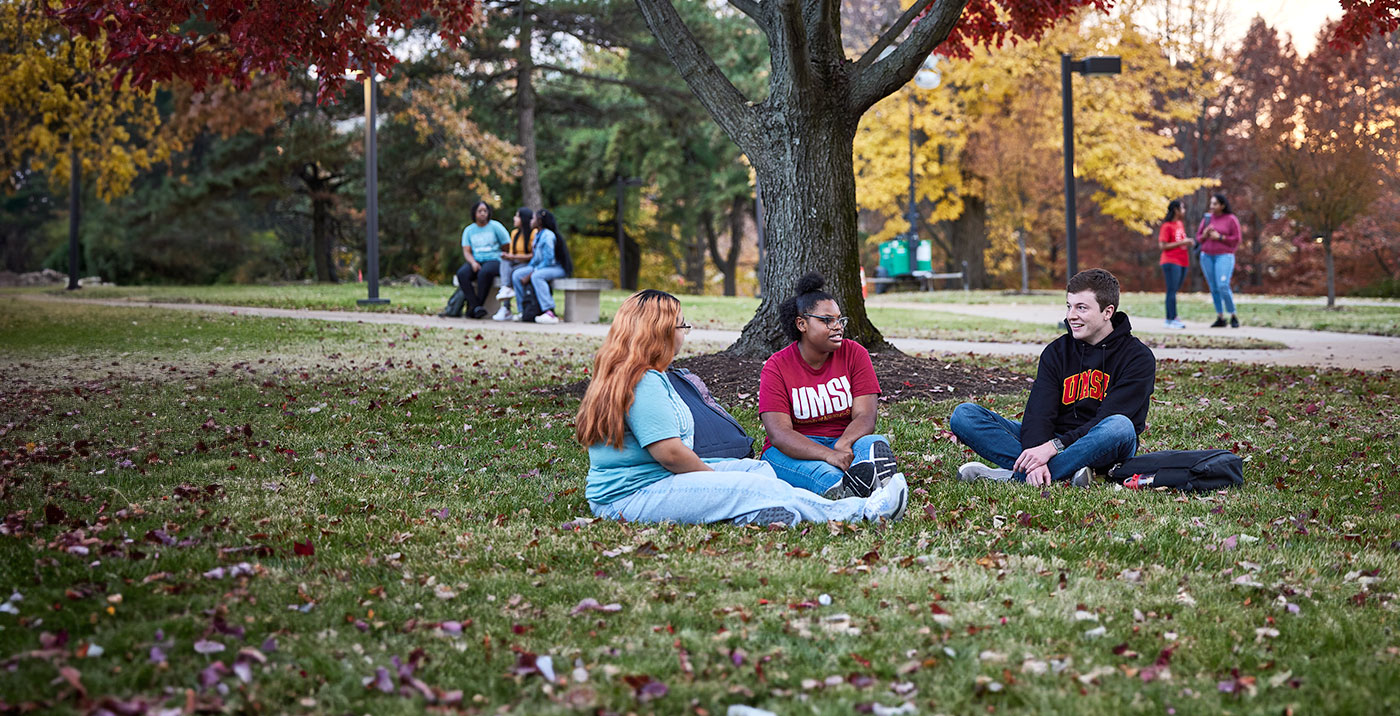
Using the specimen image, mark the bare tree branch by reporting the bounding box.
[853,0,935,71]
[534,63,694,101]
[634,0,761,155]
[849,0,967,114]
[728,0,767,31]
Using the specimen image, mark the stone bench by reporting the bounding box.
[553,278,613,323]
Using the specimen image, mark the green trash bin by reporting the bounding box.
[879,239,912,277]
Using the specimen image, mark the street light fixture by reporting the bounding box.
[353,69,389,306]
[1060,54,1121,279]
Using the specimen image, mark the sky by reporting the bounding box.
[1223,0,1344,56]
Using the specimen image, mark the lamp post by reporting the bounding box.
[891,50,940,280]
[356,71,389,306]
[1060,54,1121,279]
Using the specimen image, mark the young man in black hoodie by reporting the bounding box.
[950,269,1155,487]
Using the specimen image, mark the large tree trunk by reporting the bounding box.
[67,144,81,291]
[729,111,887,356]
[517,2,543,209]
[635,0,968,358]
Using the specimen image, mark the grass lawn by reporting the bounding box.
[871,290,1400,337]
[17,285,1281,349]
[2,297,1397,714]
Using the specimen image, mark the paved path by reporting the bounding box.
[25,295,1400,371]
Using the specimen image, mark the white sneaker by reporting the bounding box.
[491,306,512,321]
[495,286,515,300]
[534,313,561,324]
[861,473,908,522]
[511,313,522,322]
[957,461,1015,482]
[1070,466,1093,488]
[1165,319,1186,329]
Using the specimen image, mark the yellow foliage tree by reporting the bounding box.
[854,5,1211,285]
[1,0,175,284]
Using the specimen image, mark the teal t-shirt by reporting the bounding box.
[586,370,694,504]
[461,220,510,262]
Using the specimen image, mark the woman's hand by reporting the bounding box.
[823,446,854,471]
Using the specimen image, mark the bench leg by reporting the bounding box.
[562,289,601,323]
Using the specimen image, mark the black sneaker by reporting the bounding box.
[841,462,879,498]
[866,441,899,487]
[1230,315,1240,328]
[471,307,489,319]
[1210,317,1227,328]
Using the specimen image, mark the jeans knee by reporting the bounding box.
[950,402,980,435]
[1100,414,1136,444]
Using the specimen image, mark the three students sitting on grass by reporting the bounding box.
[574,268,1155,525]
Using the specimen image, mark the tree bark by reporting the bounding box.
[1324,230,1336,308]
[66,143,81,290]
[517,1,543,209]
[635,0,969,357]
[949,196,988,288]
[705,195,744,296]
[300,162,339,283]
[685,215,706,294]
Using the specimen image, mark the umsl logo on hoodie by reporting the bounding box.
[790,376,853,422]
[1062,369,1111,405]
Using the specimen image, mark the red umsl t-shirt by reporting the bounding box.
[758,340,881,450]
[1159,220,1188,267]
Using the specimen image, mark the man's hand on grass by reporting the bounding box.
[1026,464,1052,487]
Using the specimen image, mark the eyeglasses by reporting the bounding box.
[675,323,692,334]
[802,313,848,329]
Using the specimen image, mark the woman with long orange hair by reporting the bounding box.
[576,289,908,526]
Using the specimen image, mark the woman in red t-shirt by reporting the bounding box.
[758,273,900,499]
[1159,200,1192,329]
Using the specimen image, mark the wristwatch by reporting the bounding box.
[1051,438,1066,454]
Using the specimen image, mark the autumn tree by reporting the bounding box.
[1255,25,1398,307]
[854,6,1209,291]
[1,0,175,288]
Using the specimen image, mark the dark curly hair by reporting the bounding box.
[778,273,836,343]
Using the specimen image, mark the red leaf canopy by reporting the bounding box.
[58,0,479,103]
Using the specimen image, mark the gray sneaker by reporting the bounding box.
[957,461,1015,483]
[1070,466,1093,488]
[862,473,908,522]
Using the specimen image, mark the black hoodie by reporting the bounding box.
[1021,312,1155,450]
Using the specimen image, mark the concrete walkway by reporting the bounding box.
[26,294,1400,371]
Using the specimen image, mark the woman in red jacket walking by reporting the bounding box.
[1158,200,1191,329]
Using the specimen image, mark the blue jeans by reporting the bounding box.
[1161,263,1186,321]
[1200,253,1236,315]
[588,458,865,526]
[949,403,1137,482]
[762,434,890,495]
[513,265,566,312]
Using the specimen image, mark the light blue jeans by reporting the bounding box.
[588,459,865,526]
[762,434,890,495]
[1200,253,1236,315]
[513,265,566,312]
[949,403,1137,482]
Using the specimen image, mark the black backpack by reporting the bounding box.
[517,281,543,322]
[667,368,754,459]
[1107,449,1244,492]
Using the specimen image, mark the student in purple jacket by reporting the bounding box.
[1196,193,1243,328]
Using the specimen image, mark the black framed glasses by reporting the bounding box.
[802,313,848,329]
[675,322,693,334]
